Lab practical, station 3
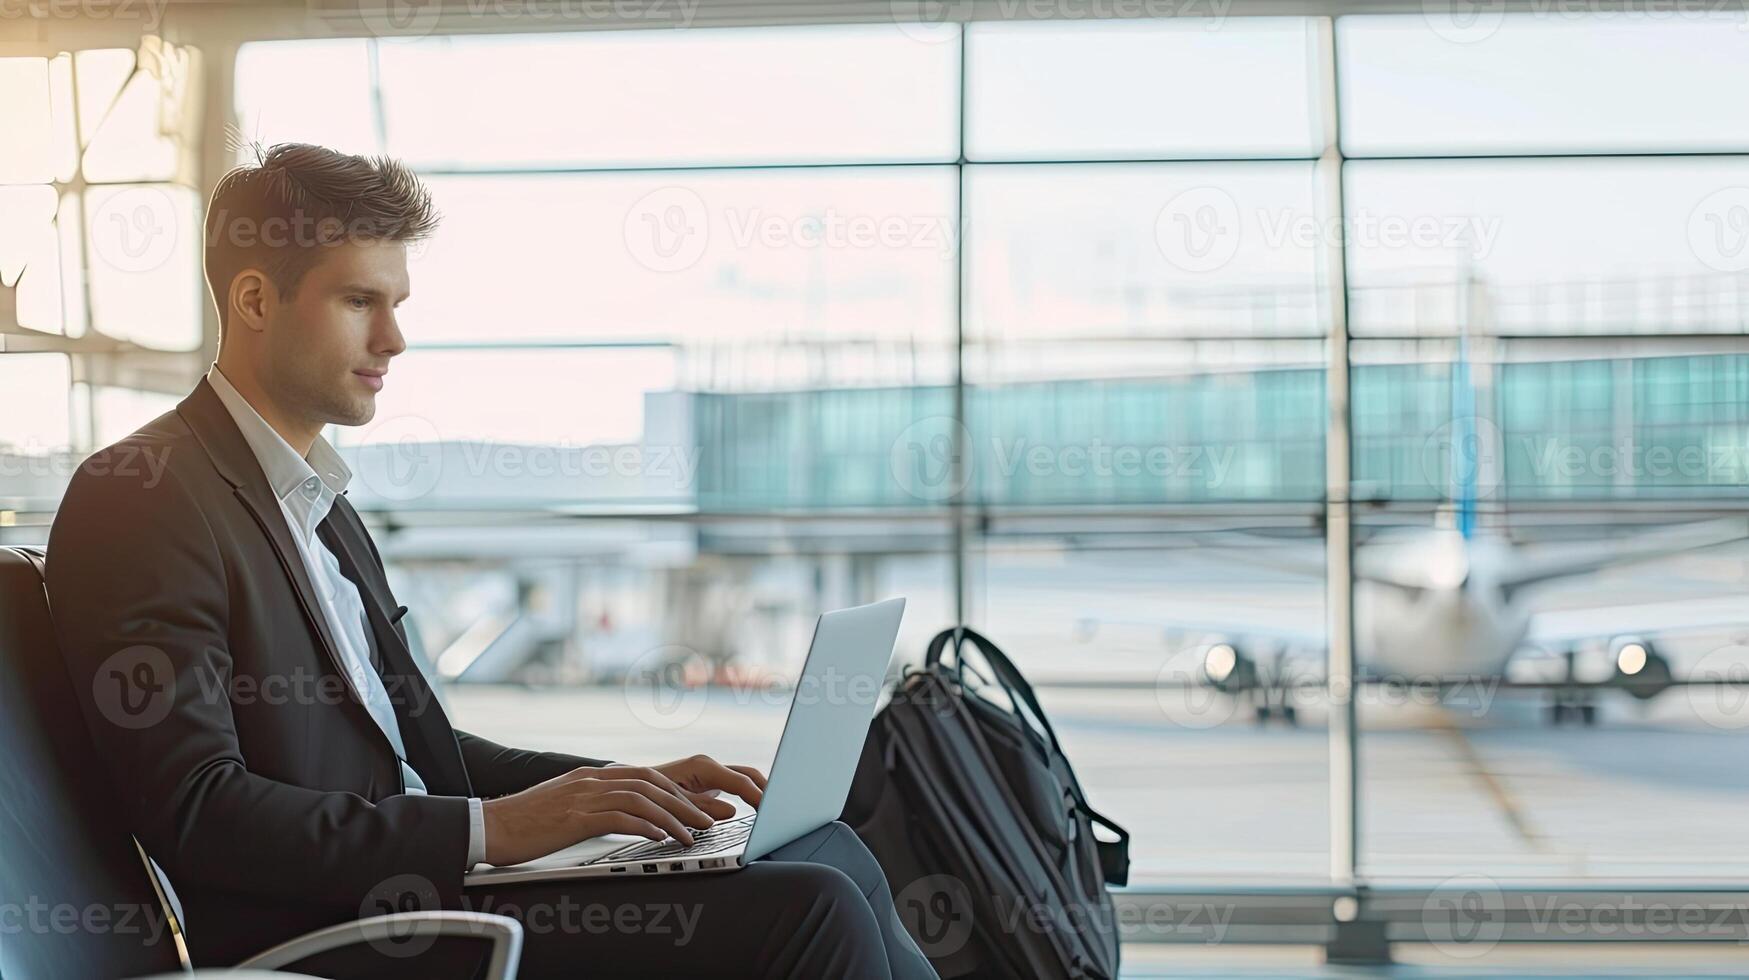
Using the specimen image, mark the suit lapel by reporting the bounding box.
[176,380,365,708]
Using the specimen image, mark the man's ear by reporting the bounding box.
[230,269,271,334]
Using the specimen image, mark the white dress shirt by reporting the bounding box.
[207,367,485,870]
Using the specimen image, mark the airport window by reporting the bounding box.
[0,41,203,349]
[964,18,1329,161]
[1336,13,1749,157]
[5,13,1749,956]
[1345,157,1749,337]
[370,27,961,169]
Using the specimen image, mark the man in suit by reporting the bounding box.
[47,143,935,979]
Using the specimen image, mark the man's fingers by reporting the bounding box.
[611,766,715,821]
[707,766,764,807]
[685,790,739,819]
[729,764,769,791]
[599,775,715,828]
[596,790,696,845]
[601,779,711,836]
[583,810,667,843]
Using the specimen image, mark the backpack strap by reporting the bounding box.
[927,626,1133,887]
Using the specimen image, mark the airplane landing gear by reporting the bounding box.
[1251,661,1299,726]
[1253,698,1299,726]
[1548,649,1598,726]
[1546,699,1597,726]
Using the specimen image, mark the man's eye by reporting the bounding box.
[348,297,371,310]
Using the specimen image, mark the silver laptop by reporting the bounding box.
[464,597,905,887]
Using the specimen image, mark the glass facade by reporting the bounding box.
[4,12,1749,897]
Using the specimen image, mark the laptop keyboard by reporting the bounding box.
[600,813,756,862]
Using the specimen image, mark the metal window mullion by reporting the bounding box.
[1318,15,1360,890]
[951,23,969,626]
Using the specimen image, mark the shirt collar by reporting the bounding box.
[205,366,353,507]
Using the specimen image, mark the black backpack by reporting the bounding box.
[842,626,1131,979]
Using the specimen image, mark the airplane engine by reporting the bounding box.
[1610,636,1673,701]
[1201,641,1257,693]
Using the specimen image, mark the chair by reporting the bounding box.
[0,546,522,979]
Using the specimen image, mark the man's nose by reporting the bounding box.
[377,313,407,357]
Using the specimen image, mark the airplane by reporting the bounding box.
[1075,350,1749,726]
[1086,514,1749,727]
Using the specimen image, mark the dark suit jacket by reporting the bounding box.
[45,378,608,965]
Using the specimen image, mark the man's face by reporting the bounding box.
[264,240,409,428]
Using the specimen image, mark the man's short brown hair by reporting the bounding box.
[203,142,439,330]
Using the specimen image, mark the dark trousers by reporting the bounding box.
[296,821,938,979]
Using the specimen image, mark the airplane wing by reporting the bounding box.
[1499,517,1749,598]
[1528,594,1749,649]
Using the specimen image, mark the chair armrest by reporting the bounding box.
[232,910,522,979]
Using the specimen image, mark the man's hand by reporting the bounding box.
[479,757,768,867]
[652,754,768,811]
